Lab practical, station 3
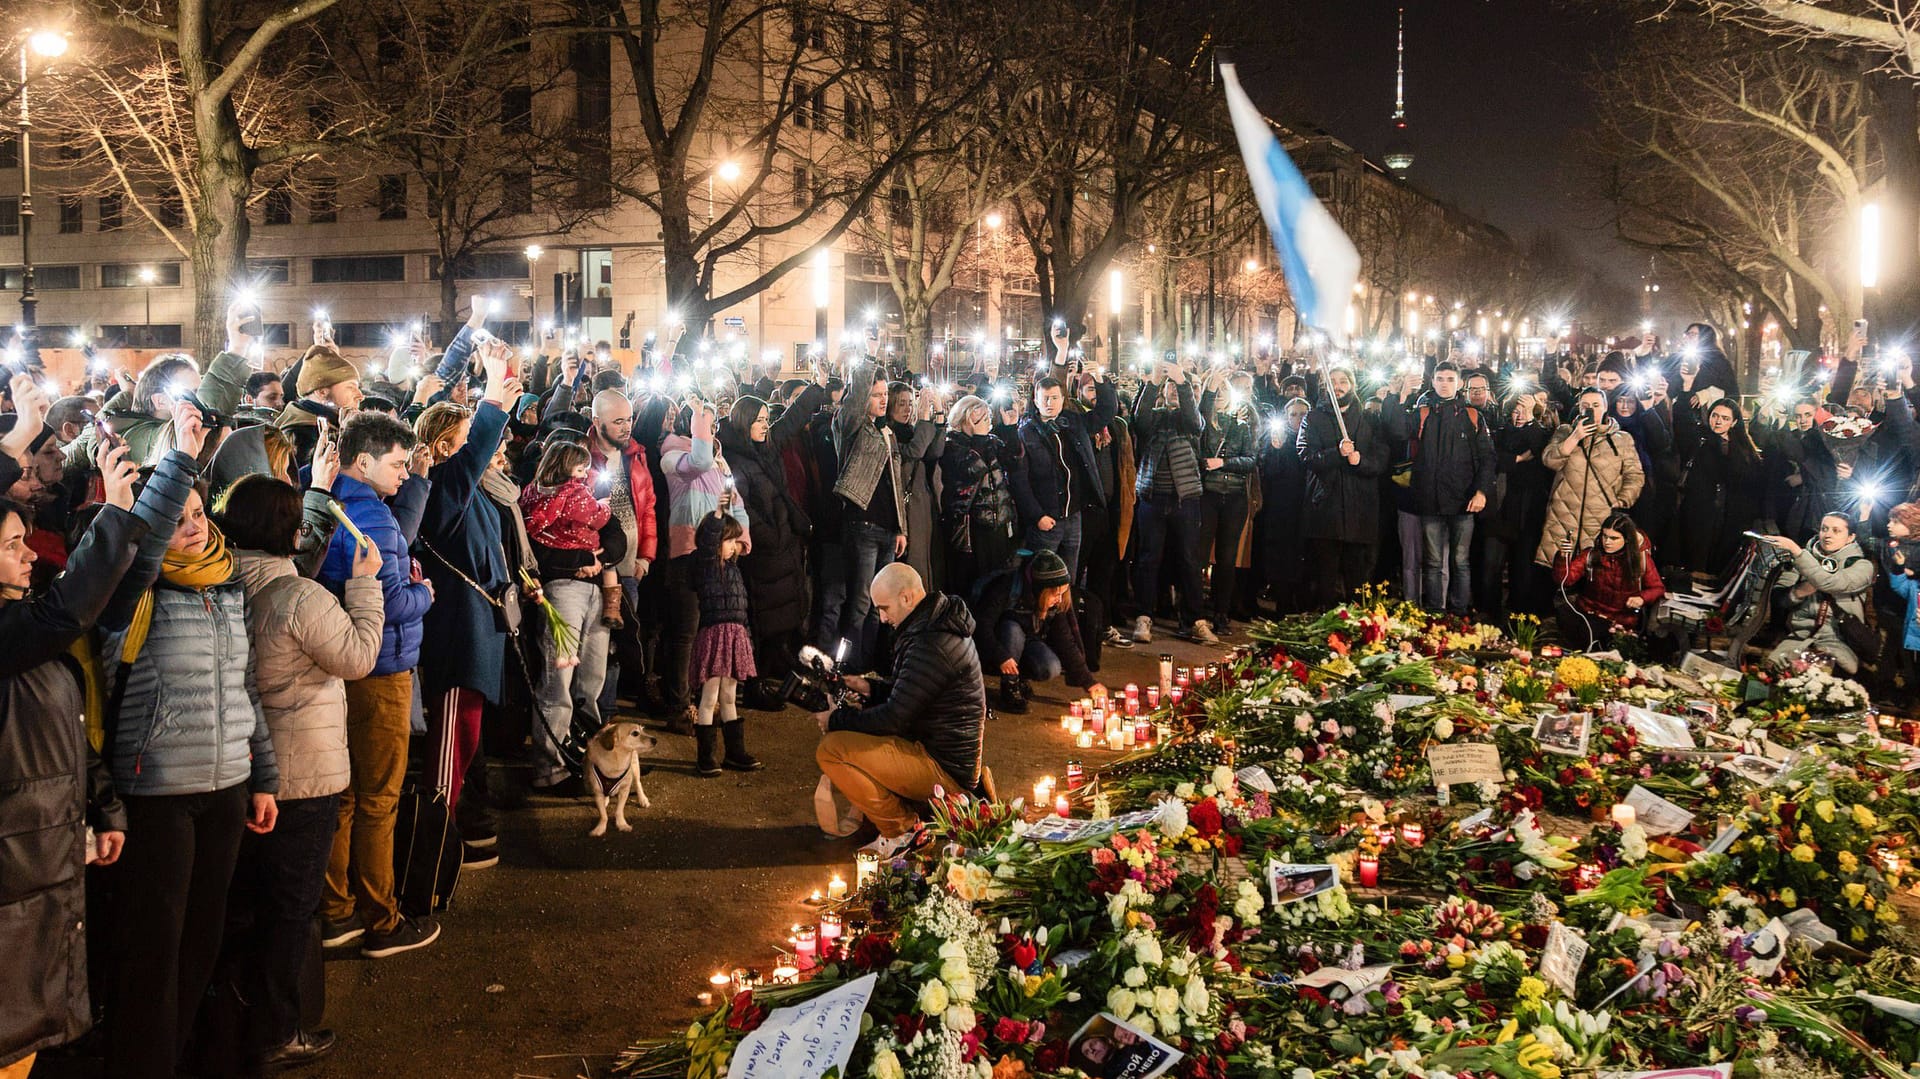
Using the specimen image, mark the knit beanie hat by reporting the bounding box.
[296,345,360,396]
[1029,549,1070,590]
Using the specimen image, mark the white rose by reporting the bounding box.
[1123,965,1148,987]
[1156,1010,1182,1038]
[1433,716,1455,740]
[939,957,970,983]
[1134,935,1163,967]
[1107,986,1138,1020]
[917,979,949,1016]
[870,1048,905,1079]
[944,1004,977,1032]
[1211,765,1236,792]
[937,940,967,961]
[1182,975,1209,1015]
[1154,985,1181,1017]
[1175,782,1196,800]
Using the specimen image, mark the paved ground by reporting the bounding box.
[308,626,1228,1078]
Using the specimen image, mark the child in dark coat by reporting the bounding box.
[692,510,761,776]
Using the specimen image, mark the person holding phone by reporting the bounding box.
[1533,388,1645,567]
[1670,399,1764,582]
[63,302,262,471]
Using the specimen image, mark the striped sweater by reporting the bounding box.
[659,433,751,559]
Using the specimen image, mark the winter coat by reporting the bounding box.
[693,514,752,629]
[1885,557,1920,654]
[1490,422,1553,544]
[588,435,660,571]
[1674,431,1763,574]
[889,418,945,588]
[319,474,433,677]
[1551,537,1665,627]
[418,400,512,703]
[519,478,611,552]
[971,562,1096,689]
[1256,420,1311,578]
[832,363,906,524]
[1775,538,1875,669]
[940,431,1019,577]
[1382,392,1494,516]
[717,421,811,636]
[826,592,985,790]
[0,500,158,1065]
[1299,395,1390,544]
[61,349,252,471]
[1132,380,1205,502]
[1197,392,1258,499]
[1534,420,1646,566]
[103,575,278,799]
[661,432,751,559]
[1010,381,1120,523]
[232,550,383,802]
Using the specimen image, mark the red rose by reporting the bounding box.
[1035,1040,1070,1070]
[993,1016,1030,1045]
[726,991,768,1032]
[1190,798,1224,839]
[851,932,896,971]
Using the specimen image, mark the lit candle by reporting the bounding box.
[1077,730,1095,749]
[793,926,817,970]
[1401,822,1425,847]
[1372,823,1394,849]
[1155,723,1171,744]
[1059,714,1073,731]
[1067,714,1083,735]
[1106,725,1125,751]
[1090,709,1106,735]
[1147,686,1161,708]
[1125,696,1140,717]
[1069,700,1084,719]
[709,971,732,992]
[1054,791,1070,816]
[827,874,847,901]
[820,912,843,945]
[1122,722,1137,748]
[1066,760,1084,789]
[1080,697,1094,715]
[1610,804,1637,829]
[1573,863,1603,891]
[730,967,756,994]
[1176,666,1190,687]
[1032,779,1053,806]
[1159,654,1174,697]
[855,851,880,890]
[808,888,823,903]
[1170,686,1184,703]
[1125,682,1139,701]
[1134,718,1151,745]
[1357,854,1380,888]
[770,965,800,985]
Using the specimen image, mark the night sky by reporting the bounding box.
[1231,0,1639,282]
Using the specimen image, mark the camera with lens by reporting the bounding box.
[781,644,851,713]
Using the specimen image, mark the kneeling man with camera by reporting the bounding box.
[815,563,987,858]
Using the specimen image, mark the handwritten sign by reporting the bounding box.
[1539,922,1588,998]
[728,972,876,1079]
[1622,785,1695,836]
[1426,742,1504,788]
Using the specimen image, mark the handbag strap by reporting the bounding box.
[416,535,503,610]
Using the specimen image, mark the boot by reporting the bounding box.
[721,720,764,772]
[667,704,697,736]
[694,725,723,777]
[998,672,1029,715]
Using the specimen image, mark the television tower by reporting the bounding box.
[1384,8,1415,178]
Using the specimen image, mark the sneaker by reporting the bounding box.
[262,1028,337,1068]
[361,916,442,959]
[858,829,921,860]
[320,913,364,949]
[464,826,498,850]
[461,843,499,870]
[1191,619,1221,645]
[1103,626,1134,648]
[1132,615,1154,644]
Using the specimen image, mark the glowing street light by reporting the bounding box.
[983,211,1003,230]
[716,159,742,183]
[1861,202,1882,290]
[28,31,68,59]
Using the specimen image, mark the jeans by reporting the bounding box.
[838,521,899,669]
[1077,503,1117,669]
[229,794,338,1050]
[107,785,250,1079]
[534,578,613,787]
[1420,514,1475,614]
[1396,509,1422,600]
[812,536,849,652]
[1197,491,1249,624]
[998,619,1063,682]
[1023,512,1084,584]
[659,554,701,712]
[326,671,412,934]
[815,731,961,838]
[1132,494,1204,625]
[596,574,639,721]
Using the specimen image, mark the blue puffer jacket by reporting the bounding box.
[1888,567,1920,653]
[319,473,434,676]
[105,577,278,798]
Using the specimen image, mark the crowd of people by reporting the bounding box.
[4,300,1920,1076]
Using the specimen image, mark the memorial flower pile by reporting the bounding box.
[619,595,1920,1079]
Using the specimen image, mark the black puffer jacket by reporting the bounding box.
[717,420,811,636]
[694,513,752,628]
[1381,391,1495,516]
[1197,390,1258,498]
[827,592,985,790]
[1299,395,1390,543]
[940,431,1019,567]
[1,462,193,1065]
[1132,379,1204,501]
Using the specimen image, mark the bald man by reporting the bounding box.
[815,564,988,857]
[583,388,658,735]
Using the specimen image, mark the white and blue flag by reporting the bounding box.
[1220,62,1360,347]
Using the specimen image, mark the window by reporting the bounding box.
[501,87,532,134]
[431,250,530,280]
[788,5,823,49]
[156,193,185,228]
[262,183,292,225]
[0,266,81,290]
[500,170,532,215]
[842,95,868,141]
[103,324,184,348]
[377,174,407,220]
[312,255,406,283]
[57,196,82,233]
[888,182,909,227]
[330,323,399,348]
[309,178,337,223]
[0,197,18,236]
[791,164,811,207]
[102,263,182,288]
[0,134,16,169]
[99,193,123,230]
[246,258,292,285]
[793,82,814,128]
[258,323,293,346]
[840,17,870,66]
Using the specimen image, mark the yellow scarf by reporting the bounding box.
[121,523,236,664]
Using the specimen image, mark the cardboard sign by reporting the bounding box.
[727,973,876,1079]
[1426,742,1504,788]
[1622,785,1695,836]
[1623,705,1696,750]
[1539,922,1588,998]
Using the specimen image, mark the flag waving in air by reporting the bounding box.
[1219,61,1361,348]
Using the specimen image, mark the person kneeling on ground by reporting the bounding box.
[1550,512,1665,651]
[1760,512,1876,674]
[814,563,987,859]
[972,549,1102,714]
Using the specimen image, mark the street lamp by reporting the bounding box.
[137,266,156,345]
[1861,202,1882,295]
[524,244,543,328]
[14,28,70,371]
[709,159,740,229]
[812,247,830,354]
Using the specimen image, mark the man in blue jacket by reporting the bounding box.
[316,413,442,958]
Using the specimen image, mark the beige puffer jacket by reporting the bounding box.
[233,550,384,801]
[1534,420,1646,566]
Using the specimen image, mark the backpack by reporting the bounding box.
[1393,403,1480,487]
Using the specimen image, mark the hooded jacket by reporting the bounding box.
[1381,390,1495,516]
[1299,393,1389,543]
[827,592,985,790]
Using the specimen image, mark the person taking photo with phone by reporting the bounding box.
[1534,387,1646,568]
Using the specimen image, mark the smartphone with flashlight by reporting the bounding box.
[238,306,264,337]
[93,415,125,453]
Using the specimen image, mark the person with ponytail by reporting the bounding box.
[1550,511,1667,649]
[101,406,280,1079]
[0,385,194,1078]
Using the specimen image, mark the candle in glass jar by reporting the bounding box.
[1156,723,1171,744]
[1170,686,1183,703]
[1125,682,1139,701]
[1134,718,1151,744]
[1124,696,1139,717]
[827,874,847,900]
[1122,722,1137,748]
[1159,654,1174,697]
[793,926,817,969]
[819,912,843,944]
[1147,686,1161,708]
[1356,855,1380,888]
[731,966,756,994]
[1059,713,1072,731]
[1067,714,1083,735]
[1033,781,1052,807]
[1401,822,1425,847]
[855,850,880,890]
[1069,700,1083,719]
[1066,760,1084,788]
[1076,730,1095,749]
[1054,791,1070,816]
[1080,697,1094,716]
[1610,803,1637,829]
[1106,725,1125,751]
[1090,709,1106,735]
[770,965,800,985]
[1176,666,1190,687]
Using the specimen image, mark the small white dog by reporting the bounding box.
[583,721,657,836]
